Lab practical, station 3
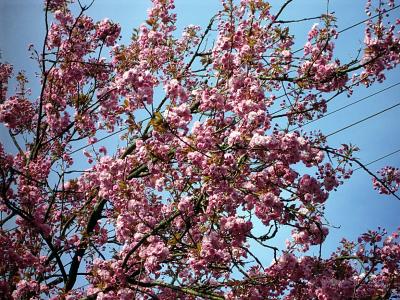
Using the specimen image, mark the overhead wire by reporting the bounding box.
[69,126,127,155]
[270,4,400,115]
[325,101,400,138]
[68,96,400,156]
[68,115,152,155]
[66,5,400,155]
[68,91,400,155]
[336,5,400,34]
[354,148,400,171]
[292,4,400,55]
[289,81,400,132]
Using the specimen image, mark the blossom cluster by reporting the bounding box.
[0,0,399,299]
[373,166,400,194]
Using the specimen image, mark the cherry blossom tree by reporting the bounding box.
[1,0,400,299]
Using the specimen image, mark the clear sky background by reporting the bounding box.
[1,0,400,267]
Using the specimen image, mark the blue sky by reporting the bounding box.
[1,0,400,265]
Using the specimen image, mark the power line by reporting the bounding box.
[289,81,400,132]
[69,126,128,155]
[337,5,400,34]
[326,101,400,138]
[270,4,400,115]
[292,4,400,55]
[354,148,400,171]
[68,115,153,155]
[68,97,400,155]
[66,5,400,156]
